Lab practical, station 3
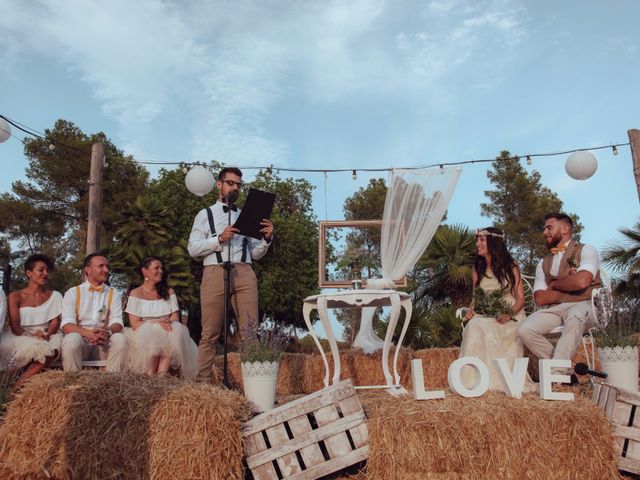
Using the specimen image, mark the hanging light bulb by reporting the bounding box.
[526,156,532,166]
[612,146,619,156]
[48,142,55,151]
[182,165,188,174]
[265,166,273,179]
[352,169,357,180]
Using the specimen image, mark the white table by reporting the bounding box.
[302,289,413,393]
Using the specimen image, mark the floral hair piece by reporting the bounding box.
[475,229,505,239]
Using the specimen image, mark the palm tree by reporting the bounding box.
[602,219,640,298]
[105,194,198,306]
[412,223,476,309]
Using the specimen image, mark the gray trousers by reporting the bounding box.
[518,300,595,364]
[61,332,128,372]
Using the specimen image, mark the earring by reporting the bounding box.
[145,277,149,281]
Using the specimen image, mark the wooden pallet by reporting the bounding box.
[592,383,640,474]
[242,379,369,480]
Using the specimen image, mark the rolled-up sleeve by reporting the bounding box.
[61,287,78,328]
[188,209,221,259]
[533,260,547,293]
[577,244,600,277]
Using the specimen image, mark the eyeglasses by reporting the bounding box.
[222,179,243,188]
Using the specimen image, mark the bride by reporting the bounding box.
[459,227,533,391]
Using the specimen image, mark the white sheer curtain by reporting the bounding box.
[353,167,462,353]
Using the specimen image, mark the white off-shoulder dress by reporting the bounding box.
[124,294,197,381]
[0,291,63,368]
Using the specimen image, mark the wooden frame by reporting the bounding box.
[318,220,407,289]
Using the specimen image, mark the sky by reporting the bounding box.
[1,1,639,278]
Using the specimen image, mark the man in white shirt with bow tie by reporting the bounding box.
[188,166,273,383]
[518,213,601,376]
[61,253,128,372]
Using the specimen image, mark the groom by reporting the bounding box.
[518,213,602,377]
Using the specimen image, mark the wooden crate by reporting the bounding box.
[242,379,369,480]
[592,383,640,475]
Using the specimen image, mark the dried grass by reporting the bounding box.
[0,371,252,480]
[358,389,622,480]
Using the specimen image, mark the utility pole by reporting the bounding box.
[629,129,640,204]
[86,142,104,255]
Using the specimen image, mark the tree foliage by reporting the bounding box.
[0,119,149,289]
[602,218,640,299]
[481,151,582,275]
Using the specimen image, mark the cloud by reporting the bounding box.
[0,0,528,167]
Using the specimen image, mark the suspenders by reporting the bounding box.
[206,206,249,264]
[206,207,224,264]
[75,285,114,327]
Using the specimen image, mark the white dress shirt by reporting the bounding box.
[533,240,600,292]
[61,281,123,329]
[187,201,271,266]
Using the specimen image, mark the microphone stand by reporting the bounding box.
[222,198,234,389]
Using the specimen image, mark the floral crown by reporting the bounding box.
[475,229,505,239]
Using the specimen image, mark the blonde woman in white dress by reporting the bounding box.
[125,257,197,380]
[0,254,63,390]
[459,228,533,391]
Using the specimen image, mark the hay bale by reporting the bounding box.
[359,390,622,480]
[0,371,251,479]
[412,348,460,388]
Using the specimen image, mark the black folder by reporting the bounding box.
[234,188,276,240]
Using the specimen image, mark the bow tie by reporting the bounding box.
[88,285,104,292]
[223,205,238,213]
[550,246,566,255]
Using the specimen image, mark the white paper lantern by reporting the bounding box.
[185,165,214,196]
[0,117,11,143]
[565,151,598,180]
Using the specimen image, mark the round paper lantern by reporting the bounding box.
[0,117,11,143]
[185,165,214,196]
[565,151,598,180]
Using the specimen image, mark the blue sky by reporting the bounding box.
[1,0,639,258]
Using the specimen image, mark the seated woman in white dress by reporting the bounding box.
[459,228,532,391]
[124,256,197,380]
[0,254,63,390]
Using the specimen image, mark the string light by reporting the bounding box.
[0,114,631,177]
[265,166,273,179]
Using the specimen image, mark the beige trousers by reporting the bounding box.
[196,263,259,383]
[61,331,128,372]
[518,300,595,364]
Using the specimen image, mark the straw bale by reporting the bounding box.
[358,390,622,480]
[0,371,251,480]
[412,348,460,388]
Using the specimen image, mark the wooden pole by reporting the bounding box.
[86,142,104,255]
[628,129,640,204]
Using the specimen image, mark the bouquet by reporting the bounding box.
[473,287,514,320]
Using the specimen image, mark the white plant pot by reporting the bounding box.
[241,360,279,412]
[598,346,639,392]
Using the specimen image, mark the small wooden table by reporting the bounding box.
[302,289,413,393]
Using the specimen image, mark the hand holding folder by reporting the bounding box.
[233,188,276,240]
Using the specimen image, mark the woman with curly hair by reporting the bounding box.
[0,254,62,389]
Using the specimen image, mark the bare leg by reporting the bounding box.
[148,355,161,375]
[13,361,45,391]
[157,356,172,375]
